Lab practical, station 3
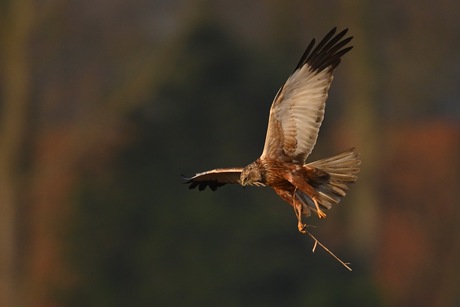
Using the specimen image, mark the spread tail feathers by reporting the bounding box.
[297,148,360,216]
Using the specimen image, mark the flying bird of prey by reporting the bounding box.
[183,28,360,233]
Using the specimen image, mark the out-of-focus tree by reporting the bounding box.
[1,0,164,304]
[338,0,381,261]
[0,1,33,306]
[378,122,460,306]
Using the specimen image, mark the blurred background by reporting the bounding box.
[1,0,459,306]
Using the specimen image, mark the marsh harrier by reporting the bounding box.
[183,28,360,233]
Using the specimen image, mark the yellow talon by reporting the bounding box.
[298,222,307,233]
[313,197,327,218]
[317,210,327,219]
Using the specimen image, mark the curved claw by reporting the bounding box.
[298,222,307,233]
[313,196,327,218]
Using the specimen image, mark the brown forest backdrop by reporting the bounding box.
[1,0,459,306]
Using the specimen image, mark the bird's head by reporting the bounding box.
[240,161,264,187]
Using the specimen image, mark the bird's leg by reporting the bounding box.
[295,206,306,233]
[312,196,327,219]
[292,188,307,233]
[273,187,308,233]
[284,172,327,219]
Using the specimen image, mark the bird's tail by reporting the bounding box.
[296,148,360,216]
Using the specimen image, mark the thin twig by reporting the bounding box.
[290,188,351,270]
[304,229,352,271]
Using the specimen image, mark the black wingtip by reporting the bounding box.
[181,174,222,191]
[295,27,353,73]
[181,172,197,189]
[181,174,192,184]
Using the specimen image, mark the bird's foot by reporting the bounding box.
[298,222,307,233]
[317,209,327,219]
[312,197,327,218]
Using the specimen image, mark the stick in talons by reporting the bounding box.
[305,230,352,271]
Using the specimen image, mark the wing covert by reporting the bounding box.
[261,28,353,163]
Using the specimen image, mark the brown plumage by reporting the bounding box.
[183,28,360,233]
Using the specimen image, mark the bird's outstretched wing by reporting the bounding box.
[183,168,265,191]
[260,28,353,163]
